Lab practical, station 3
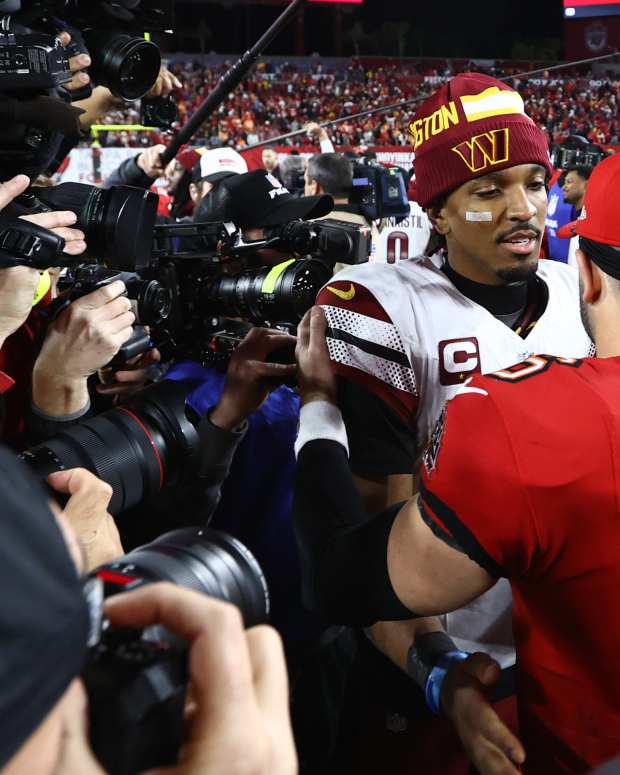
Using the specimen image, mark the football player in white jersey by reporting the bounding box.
[372,200,432,264]
[313,73,593,775]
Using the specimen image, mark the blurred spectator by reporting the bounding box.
[261,147,283,183]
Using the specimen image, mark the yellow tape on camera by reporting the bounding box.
[32,270,51,307]
[261,259,295,294]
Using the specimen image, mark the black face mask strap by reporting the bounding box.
[580,237,620,281]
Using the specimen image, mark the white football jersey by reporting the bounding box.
[372,202,432,264]
[317,256,593,665]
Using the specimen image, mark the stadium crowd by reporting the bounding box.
[97,57,620,149]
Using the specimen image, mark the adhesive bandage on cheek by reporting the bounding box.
[466,211,493,222]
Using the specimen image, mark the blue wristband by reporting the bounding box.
[424,650,470,716]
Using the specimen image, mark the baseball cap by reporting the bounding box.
[196,147,248,184]
[557,153,620,246]
[410,73,552,208]
[211,170,333,228]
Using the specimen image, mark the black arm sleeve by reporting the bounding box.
[294,438,416,626]
[102,156,154,190]
[339,379,416,477]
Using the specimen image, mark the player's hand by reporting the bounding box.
[145,67,182,99]
[57,31,91,93]
[104,584,298,775]
[96,347,162,400]
[136,144,167,180]
[48,468,123,571]
[295,306,338,406]
[441,653,526,775]
[210,327,297,431]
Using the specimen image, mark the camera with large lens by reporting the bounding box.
[8,181,159,270]
[84,526,270,775]
[9,0,172,100]
[203,258,332,325]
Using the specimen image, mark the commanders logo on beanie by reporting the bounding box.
[410,73,552,208]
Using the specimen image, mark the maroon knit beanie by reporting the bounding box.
[410,73,552,208]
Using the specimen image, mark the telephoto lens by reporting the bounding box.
[95,527,270,627]
[85,527,270,775]
[203,257,332,325]
[21,380,200,515]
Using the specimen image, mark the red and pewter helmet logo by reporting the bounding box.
[438,337,481,386]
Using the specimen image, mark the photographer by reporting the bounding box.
[0,448,296,775]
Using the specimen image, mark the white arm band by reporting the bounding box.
[295,400,349,458]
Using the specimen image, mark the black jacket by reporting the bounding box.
[103,154,154,190]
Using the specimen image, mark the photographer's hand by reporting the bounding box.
[295,307,338,406]
[33,281,134,417]
[48,468,123,571]
[136,144,168,180]
[145,67,183,99]
[210,327,297,431]
[96,346,162,401]
[104,583,298,775]
[57,31,91,94]
[0,175,85,349]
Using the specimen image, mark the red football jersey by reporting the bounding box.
[420,354,620,774]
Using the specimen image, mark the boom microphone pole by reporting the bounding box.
[242,50,619,152]
[160,0,306,165]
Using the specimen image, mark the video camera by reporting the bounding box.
[83,525,270,775]
[0,0,171,100]
[0,0,171,180]
[351,160,410,223]
[550,134,609,171]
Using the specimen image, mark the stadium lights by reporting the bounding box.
[565,6,576,15]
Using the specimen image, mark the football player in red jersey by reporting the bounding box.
[294,152,620,774]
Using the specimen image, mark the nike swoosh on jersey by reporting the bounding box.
[327,283,356,301]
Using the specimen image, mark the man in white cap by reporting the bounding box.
[190,147,249,206]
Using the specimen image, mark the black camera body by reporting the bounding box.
[56,264,173,327]
[0,31,72,91]
[351,161,410,223]
[550,134,609,171]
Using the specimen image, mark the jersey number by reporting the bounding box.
[387,231,409,263]
[489,355,581,383]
